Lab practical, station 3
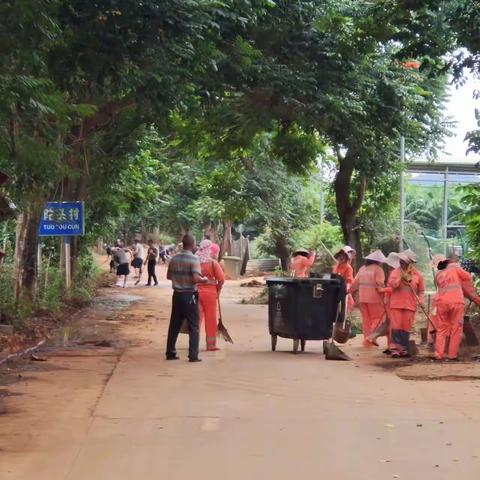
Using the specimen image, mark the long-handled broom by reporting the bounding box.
[324,300,351,361]
[217,296,233,344]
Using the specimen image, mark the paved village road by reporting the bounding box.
[1,272,480,480]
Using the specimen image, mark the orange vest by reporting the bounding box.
[435,264,478,305]
[290,252,316,278]
[198,260,225,293]
[332,262,354,287]
[387,268,425,311]
[351,264,385,303]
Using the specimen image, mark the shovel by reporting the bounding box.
[333,312,351,344]
[324,301,351,361]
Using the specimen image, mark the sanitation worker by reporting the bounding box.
[196,239,225,351]
[387,251,425,358]
[367,251,400,352]
[289,248,316,278]
[332,246,354,313]
[349,250,387,346]
[432,252,480,361]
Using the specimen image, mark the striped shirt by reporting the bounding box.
[167,250,201,292]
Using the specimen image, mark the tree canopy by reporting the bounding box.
[2,0,479,313]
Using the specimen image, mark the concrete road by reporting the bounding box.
[1,277,480,480]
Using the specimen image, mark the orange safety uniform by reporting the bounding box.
[387,268,425,356]
[198,260,225,350]
[332,261,354,313]
[434,264,480,360]
[290,252,316,278]
[350,264,386,338]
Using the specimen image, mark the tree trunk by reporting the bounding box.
[333,149,367,271]
[220,220,233,259]
[203,223,219,243]
[13,200,42,305]
[274,234,290,271]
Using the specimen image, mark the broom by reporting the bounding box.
[324,300,351,361]
[217,296,233,344]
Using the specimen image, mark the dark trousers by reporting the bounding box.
[166,291,200,360]
[147,260,158,285]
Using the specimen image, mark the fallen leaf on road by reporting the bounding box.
[384,424,395,428]
[30,354,47,362]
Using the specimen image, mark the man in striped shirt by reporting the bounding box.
[166,234,208,362]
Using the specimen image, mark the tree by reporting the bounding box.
[190,1,449,261]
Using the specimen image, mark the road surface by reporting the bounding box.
[1,273,480,480]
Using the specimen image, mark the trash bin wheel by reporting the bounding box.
[293,338,300,354]
[271,335,277,352]
[301,339,306,352]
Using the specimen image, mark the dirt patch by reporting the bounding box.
[240,279,265,288]
[241,287,268,305]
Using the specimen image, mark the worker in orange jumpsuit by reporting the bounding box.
[290,248,316,278]
[387,251,425,358]
[432,253,480,361]
[349,250,387,346]
[332,247,354,313]
[196,240,225,351]
[367,251,400,351]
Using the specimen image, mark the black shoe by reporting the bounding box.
[166,355,180,361]
[154,282,159,286]
[145,283,151,287]
[188,358,202,363]
[383,349,391,355]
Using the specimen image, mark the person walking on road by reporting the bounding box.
[432,252,480,361]
[114,242,131,288]
[166,235,208,362]
[131,239,144,282]
[349,250,387,346]
[144,239,159,286]
[196,239,225,351]
[386,251,425,358]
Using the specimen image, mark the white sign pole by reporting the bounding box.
[64,236,71,290]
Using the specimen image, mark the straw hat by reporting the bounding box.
[364,250,387,263]
[446,247,460,262]
[334,247,350,259]
[397,251,413,264]
[385,252,400,269]
[402,249,417,263]
[293,248,309,255]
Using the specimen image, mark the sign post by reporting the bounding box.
[64,237,71,290]
[38,202,85,290]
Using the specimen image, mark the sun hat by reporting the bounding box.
[385,252,400,269]
[293,248,309,255]
[397,251,414,264]
[402,249,417,263]
[334,247,350,259]
[364,250,387,264]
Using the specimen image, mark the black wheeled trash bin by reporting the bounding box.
[266,275,346,354]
